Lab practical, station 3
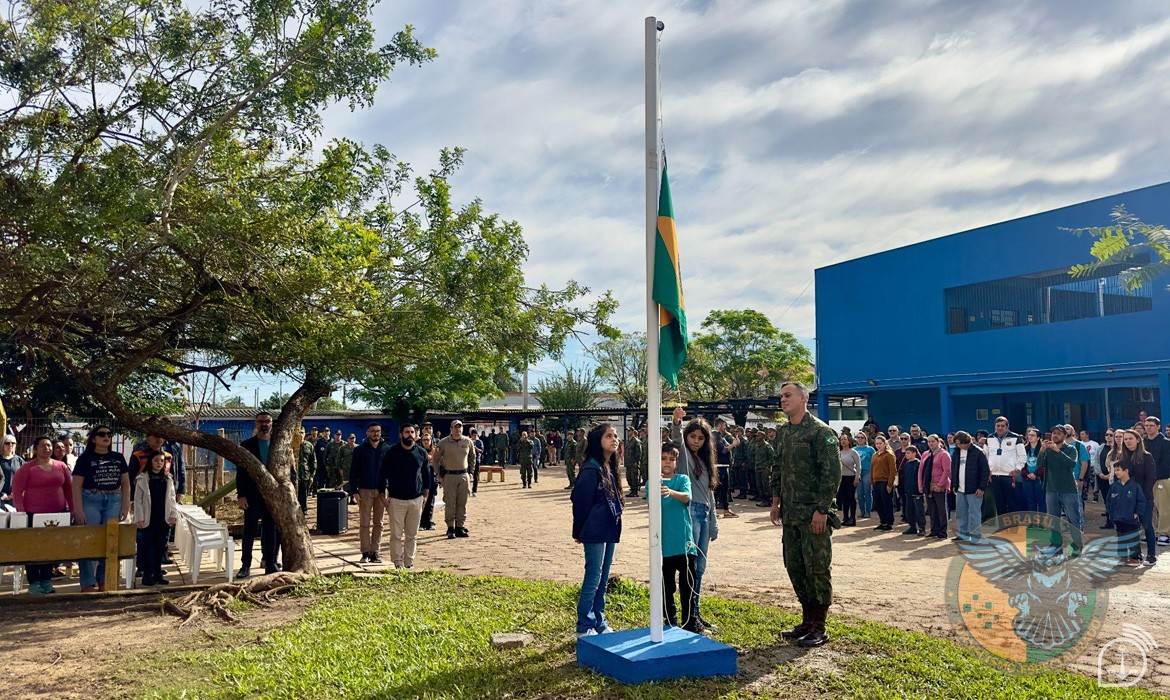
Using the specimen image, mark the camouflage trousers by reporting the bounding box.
[782,522,833,606]
[626,462,642,492]
[755,468,769,499]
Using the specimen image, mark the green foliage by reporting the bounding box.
[0,0,614,427]
[678,309,813,403]
[137,571,1156,700]
[590,331,650,408]
[314,395,345,411]
[260,392,291,410]
[215,395,246,409]
[1069,206,1170,290]
[534,364,598,431]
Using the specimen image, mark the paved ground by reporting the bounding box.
[4,463,1167,691]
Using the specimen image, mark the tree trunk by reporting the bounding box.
[79,373,330,575]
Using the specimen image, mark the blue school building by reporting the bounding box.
[813,181,1170,439]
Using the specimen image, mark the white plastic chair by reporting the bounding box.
[185,518,235,584]
[1,565,23,594]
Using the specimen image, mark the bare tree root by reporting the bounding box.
[161,572,310,624]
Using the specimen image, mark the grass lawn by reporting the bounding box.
[138,571,1159,700]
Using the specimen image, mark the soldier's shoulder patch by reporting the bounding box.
[825,433,838,446]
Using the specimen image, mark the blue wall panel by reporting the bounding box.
[816,182,1170,395]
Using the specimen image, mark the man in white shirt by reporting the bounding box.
[984,417,1025,515]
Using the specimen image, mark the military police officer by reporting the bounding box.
[624,427,643,496]
[770,381,841,647]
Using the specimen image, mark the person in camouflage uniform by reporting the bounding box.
[563,429,579,489]
[730,426,750,499]
[568,427,587,488]
[324,431,344,488]
[517,431,534,488]
[296,427,316,514]
[624,427,643,496]
[335,434,356,489]
[753,429,775,507]
[770,381,841,648]
[495,429,509,466]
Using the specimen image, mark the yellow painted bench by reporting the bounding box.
[480,466,506,482]
[0,520,137,591]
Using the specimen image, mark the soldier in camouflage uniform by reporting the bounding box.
[335,434,356,489]
[753,429,775,507]
[563,430,578,490]
[324,432,344,488]
[296,427,316,514]
[730,426,750,499]
[570,427,587,488]
[770,381,841,648]
[495,429,509,466]
[517,431,534,488]
[624,427,643,496]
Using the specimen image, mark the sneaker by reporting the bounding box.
[901,528,919,535]
[576,629,597,638]
[359,553,371,564]
[596,625,613,634]
[1158,536,1170,546]
[370,553,383,564]
[447,527,456,539]
[456,527,469,538]
[41,581,56,594]
[1147,555,1158,566]
[28,582,46,595]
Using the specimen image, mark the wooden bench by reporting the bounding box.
[0,520,137,592]
[480,466,506,482]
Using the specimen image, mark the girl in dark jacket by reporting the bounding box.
[570,423,623,637]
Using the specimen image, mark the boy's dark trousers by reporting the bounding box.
[873,481,894,526]
[906,494,925,532]
[1116,522,1142,559]
[662,553,697,629]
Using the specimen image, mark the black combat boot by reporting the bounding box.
[796,604,830,647]
[781,601,812,640]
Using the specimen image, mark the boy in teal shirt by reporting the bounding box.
[651,441,700,632]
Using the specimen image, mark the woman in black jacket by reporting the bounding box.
[570,424,623,637]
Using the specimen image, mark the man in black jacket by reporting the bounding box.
[1142,417,1170,546]
[380,424,433,569]
[349,423,390,563]
[951,431,990,544]
[238,412,281,577]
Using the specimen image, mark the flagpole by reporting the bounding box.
[644,14,665,644]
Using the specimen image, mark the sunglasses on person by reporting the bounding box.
[93,431,113,437]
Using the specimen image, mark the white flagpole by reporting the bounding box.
[644,15,665,643]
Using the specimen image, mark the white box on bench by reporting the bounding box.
[32,512,70,528]
[6,512,28,528]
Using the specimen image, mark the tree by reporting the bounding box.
[0,0,614,572]
[677,309,813,426]
[314,396,345,411]
[260,393,291,411]
[534,365,598,432]
[216,396,247,409]
[1071,206,1170,290]
[493,367,523,394]
[588,332,661,428]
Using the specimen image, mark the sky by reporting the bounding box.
[230,0,1170,402]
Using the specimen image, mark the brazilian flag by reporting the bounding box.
[652,158,687,388]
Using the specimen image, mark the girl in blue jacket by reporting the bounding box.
[571,423,624,637]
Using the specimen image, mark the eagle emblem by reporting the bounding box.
[957,531,1140,651]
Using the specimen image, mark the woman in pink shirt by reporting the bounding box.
[921,434,952,539]
[12,436,74,594]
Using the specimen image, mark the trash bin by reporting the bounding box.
[316,489,348,535]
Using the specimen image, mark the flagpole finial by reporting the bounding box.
[656,20,664,31]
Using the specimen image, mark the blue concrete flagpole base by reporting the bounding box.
[576,627,738,684]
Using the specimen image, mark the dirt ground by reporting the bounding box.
[3,464,1168,697]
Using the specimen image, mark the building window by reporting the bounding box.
[943,256,1152,334]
